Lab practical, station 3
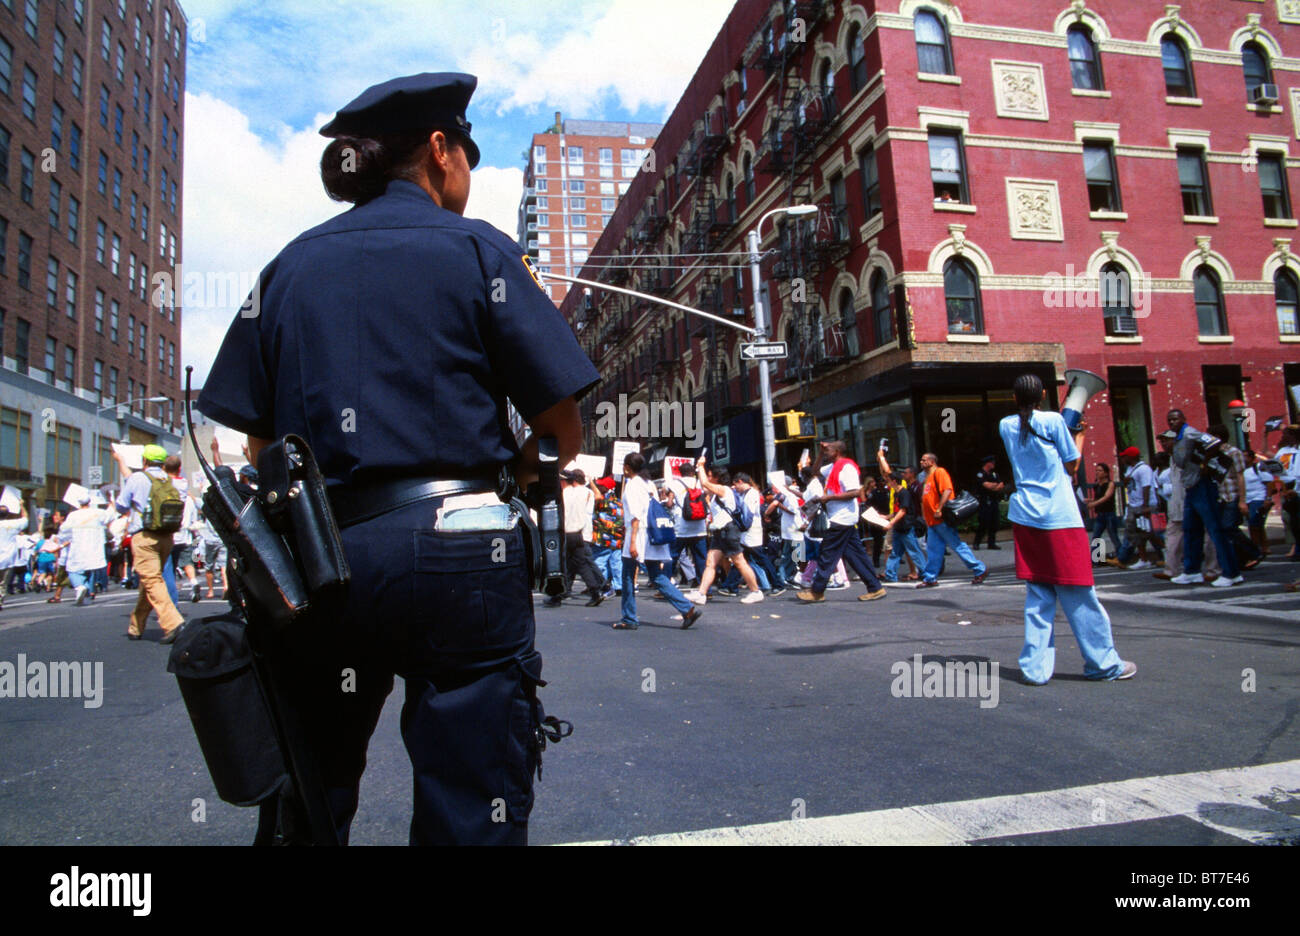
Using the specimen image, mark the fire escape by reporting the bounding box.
[747,0,852,400]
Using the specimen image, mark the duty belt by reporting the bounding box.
[329,467,516,529]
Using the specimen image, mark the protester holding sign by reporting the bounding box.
[616,453,700,630]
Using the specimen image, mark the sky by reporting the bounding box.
[180,0,735,383]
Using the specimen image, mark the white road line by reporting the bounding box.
[1099,591,1296,621]
[563,759,1300,846]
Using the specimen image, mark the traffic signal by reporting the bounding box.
[773,411,815,441]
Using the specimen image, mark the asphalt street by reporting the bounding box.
[0,542,1296,846]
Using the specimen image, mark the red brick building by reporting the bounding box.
[0,0,186,509]
[563,0,1300,484]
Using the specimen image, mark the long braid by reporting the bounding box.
[1013,373,1053,445]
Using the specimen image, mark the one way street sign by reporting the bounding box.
[740,341,788,361]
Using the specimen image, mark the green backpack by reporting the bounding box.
[142,472,184,533]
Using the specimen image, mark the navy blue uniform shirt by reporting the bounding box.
[199,179,599,486]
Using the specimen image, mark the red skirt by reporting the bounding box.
[1012,524,1095,587]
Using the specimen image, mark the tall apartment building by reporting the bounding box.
[518,113,661,306]
[563,0,1300,483]
[0,0,185,511]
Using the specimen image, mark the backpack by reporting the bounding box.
[726,489,755,531]
[683,487,708,522]
[646,497,677,547]
[143,472,184,533]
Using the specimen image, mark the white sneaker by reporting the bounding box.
[740,590,764,604]
[1170,573,1204,585]
[1127,560,1153,570]
[74,586,88,607]
[686,590,707,606]
[1210,575,1244,587]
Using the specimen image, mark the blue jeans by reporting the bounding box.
[923,523,986,582]
[778,540,800,582]
[1183,480,1239,578]
[621,557,692,624]
[591,545,621,591]
[884,526,927,580]
[722,552,770,591]
[1090,513,1122,557]
[163,554,178,605]
[1020,582,1125,684]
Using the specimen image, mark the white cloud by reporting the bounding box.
[466,166,525,239]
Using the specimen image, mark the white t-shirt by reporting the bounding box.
[740,487,763,547]
[1244,463,1275,502]
[562,484,594,537]
[620,475,669,561]
[59,507,108,573]
[775,489,804,542]
[821,461,861,526]
[0,517,26,568]
[708,487,736,531]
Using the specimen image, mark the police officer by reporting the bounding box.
[198,72,598,845]
[972,455,1004,550]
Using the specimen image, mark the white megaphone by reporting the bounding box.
[1061,368,1107,430]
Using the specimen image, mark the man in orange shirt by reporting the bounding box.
[918,452,988,588]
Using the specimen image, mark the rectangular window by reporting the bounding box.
[929,131,968,203]
[142,146,149,182]
[571,215,587,227]
[168,341,174,377]
[111,234,121,275]
[1083,142,1121,212]
[24,0,37,40]
[115,42,125,82]
[97,152,108,194]
[128,253,135,289]
[101,19,112,61]
[93,359,103,393]
[99,85,110,126]
[601,198,616,211]
[53,29,65,75]
[48,179,60,228]
[113,170,122,210]
[569,198,585,211]
[568,180,584,193]
[45,257,58,306]
[132,73,140,110]
[0,217,6,273]
[71,53,83,100]
[64,270,76,318]
[131,132,138,169]
[1177,147,1212,217]
[95,220,106,263]
[127,315,134,350]
[0,36,10,96]
[157,335,164,372]
[50,101,63,151]
[67,196,79,244]
[533,144,546,159]
[108,367,118,402]
[859,147,881,218]
[114,105,124,145]
[69,123,81,171]
[0,407,32,472]
[599,148,613,164]
[94,290,104,332]
[19,148,33,204]
[44,337,55,382]
[0,124,7,186]
[66,347,77,385]
[567,146,583,164]
[14,318,29,371]
[138,322,145,361]
[16,231,31,289]
[110,300,119,341]
[21,67,36,122]
[1259,152,1292,220]
[535,179,547,192]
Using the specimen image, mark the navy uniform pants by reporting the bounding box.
[279,497,545,845]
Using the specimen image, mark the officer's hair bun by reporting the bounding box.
[320,134,431,204]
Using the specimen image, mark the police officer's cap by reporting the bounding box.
[319,72,481,169]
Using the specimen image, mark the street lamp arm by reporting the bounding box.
[538,271,757,336]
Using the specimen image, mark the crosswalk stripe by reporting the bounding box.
[1098,590,1296,620]
[561,759,1300,846]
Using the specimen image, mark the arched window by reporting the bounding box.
[943,258,982,334]
[1100,262,1136,336]
[1193,265,1226,336]
[743,153,755,203]
[819,59,834,99]
[915,10,953,76]
[1067,25,1102,91]
[1243,41,1273,99]
[871,270,893,347]
[839,288,859,357]
[848,23,868,91]
[1161,35,1194,98]
[725,174,736,223]
[1275,268,1299,336]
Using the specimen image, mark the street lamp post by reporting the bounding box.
[748,204,818,483]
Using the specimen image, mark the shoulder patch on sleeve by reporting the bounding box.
[522,255,547,293]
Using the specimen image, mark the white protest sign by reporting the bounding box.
[0,486,21,513]
[611,440,640,480]
[63,482,91,507]
[112,443,145,471]
[566,454,607,481]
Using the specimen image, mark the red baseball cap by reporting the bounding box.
[1119,446,1140,458]
[596,476,616,490]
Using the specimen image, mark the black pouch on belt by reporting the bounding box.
[167,612,289,807]
[257,435,351,598]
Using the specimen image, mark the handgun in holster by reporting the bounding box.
[520,437,567,598]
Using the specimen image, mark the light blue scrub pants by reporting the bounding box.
[1020,582,1124,684]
